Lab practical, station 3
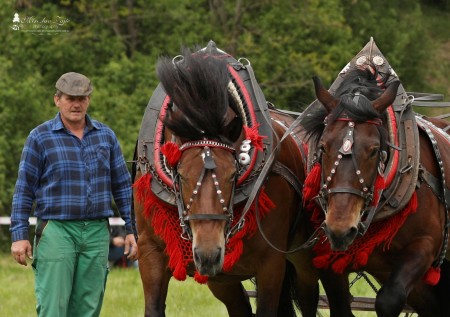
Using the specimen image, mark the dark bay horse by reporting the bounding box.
[132,46,327,317]
[302,66,450,316]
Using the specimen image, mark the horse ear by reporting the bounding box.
[372,81,400,113]
[223,116,243,143]
[313,76,338,113]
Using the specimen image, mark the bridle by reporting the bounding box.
[173,140,238,241]
[314,112,387,235]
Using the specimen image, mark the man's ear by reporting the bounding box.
[54,95,60,106]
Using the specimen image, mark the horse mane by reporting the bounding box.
[302,67,388,147]
[158,47,236,142]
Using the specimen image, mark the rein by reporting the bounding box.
[174,141,237,241]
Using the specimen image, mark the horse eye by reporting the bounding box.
[370,148,379,157]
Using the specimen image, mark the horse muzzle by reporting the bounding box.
[323,222,359,251]
[193,246,225,276]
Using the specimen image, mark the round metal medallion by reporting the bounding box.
[372,55,384,66]
[355,55,367,66]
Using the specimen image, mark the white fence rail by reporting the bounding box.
[0,217,125,226]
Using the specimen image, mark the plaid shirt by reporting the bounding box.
[11,113,133,241]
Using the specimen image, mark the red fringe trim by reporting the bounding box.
[134,173,275,284]
[309,192,417,273]
[302,163,418,273]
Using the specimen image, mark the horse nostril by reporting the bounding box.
[193,247,222,266]
[193,247,202,264]
[348,226,358,240]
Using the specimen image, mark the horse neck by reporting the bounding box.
[271,118,306,183]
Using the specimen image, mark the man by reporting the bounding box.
[10,72,137,317]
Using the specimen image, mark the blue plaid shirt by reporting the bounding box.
[11,113,133,241]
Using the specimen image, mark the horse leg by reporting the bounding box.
[435,259,450,316]
[319,270,355,317]
[207,281,253,317]
[288,251,320,317]
[407,259,450,317]
[253,254,287,317]
[137,232,171,317]
[375,243,435,317]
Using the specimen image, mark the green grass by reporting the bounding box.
[0,253,384,317]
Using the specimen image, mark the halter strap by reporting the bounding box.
[175,145,236,241]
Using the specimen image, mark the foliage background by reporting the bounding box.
[0,0,449,249]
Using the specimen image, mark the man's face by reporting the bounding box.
[54,94,90,126]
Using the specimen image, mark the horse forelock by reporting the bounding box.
[158,48,235,142]
[331,67,383,122]
[304,67,388,148]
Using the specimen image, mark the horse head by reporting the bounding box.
[157,48,245,276]
[308,67,399,251]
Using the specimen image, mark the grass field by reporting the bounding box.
[0,254,385,317]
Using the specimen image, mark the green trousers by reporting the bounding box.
[32,219,110,317]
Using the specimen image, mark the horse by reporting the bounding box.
[132,44,330,317]
[301,65,450,316]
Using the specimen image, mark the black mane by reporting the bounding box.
[302,67,387,144]
[158,48,233,141]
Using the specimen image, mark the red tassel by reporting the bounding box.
[194,272,209,284]
[243,124,266,152]
[313,254,331,269]
[353,251,369,269]
[371,173,386,205]
[423,267,441,286]
[331,255,352,274]
[303,163,321,202]
[173,264,187,281]
[161,142,182,167]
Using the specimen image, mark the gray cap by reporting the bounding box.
[55,72,93,96]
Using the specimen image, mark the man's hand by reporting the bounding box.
[11,240,33,266]
[123,234,138,261]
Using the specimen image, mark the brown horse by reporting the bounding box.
[302,65,450,316]
[132,45,329,317]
